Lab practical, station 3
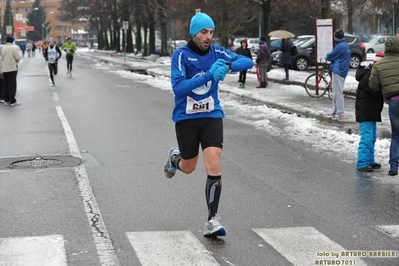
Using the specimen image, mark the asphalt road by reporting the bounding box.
[0,51,398,266]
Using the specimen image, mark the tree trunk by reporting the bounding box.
[321,0,331,19]
[143,23,148,56]
[127,25,133,53]
[158,6,168,56]
[221,0,230,48]
[148,9,156,55]
[261,0,272,45]
[347,0,354,34]
[134,2,142,54]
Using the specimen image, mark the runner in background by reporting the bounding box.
[62,37,77,76]
[43,38,62,87]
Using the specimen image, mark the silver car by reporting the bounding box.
[364,35,390,53]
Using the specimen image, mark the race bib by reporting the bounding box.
[186,96,214,114]
[49,57,56,63]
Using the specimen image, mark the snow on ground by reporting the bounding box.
[77,48,398,185]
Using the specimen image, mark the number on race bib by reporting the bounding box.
[186,96,215,114]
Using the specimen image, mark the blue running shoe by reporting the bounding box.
[204,214,226,236]
[164,147,179,178]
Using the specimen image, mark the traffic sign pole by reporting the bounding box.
[123,21,128,62]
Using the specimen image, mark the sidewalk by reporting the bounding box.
[80,50,391,139]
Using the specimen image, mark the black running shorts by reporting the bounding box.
[175,118,223,160]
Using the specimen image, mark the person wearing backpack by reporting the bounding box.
[279,38,293,81]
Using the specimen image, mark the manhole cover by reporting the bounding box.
[11,158,64,168]
[0,155,82,170]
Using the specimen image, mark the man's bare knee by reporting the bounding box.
[180,158,197,174]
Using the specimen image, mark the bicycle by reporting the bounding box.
[304,59,333,99]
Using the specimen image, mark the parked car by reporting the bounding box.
[363,35,389,53]
[272,34,366,70]
[292,35,314,46]
[345,34,367,68]
[169,40,187,49]
[356,33,371,43]
[246,38,260,53]
[271,36,315,70]
[269,35,312,56]
[270,38,282,53]
[156,40,187,54]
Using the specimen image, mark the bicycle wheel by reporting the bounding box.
[327,86,333,100]
[304,73,328,98]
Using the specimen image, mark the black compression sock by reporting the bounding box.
[205,175,222,220]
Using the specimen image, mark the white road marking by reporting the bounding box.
[375,225,399,239]
[253,227,367,266]
[0,235,67,266]
[126,230,220,266]
[53,92,59,101]
[56,106,119,265]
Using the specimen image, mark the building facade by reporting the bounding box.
[1,0,88,44]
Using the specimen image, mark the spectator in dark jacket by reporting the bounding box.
[355,52,384,172]
[256,40,270,88]
[279,38,293,81]
[235,39,252,88]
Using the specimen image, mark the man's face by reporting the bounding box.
[49,40,55,46]
[193,28,214,51]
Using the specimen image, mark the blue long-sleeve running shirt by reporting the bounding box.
[170,43,253,122]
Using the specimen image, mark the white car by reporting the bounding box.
[246,38,260,53]
[363,36,390,53]
[169,40,187,49]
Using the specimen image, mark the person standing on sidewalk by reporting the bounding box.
[62,37,77,76]
[1,36,21,106]
[163,12,253,237]
[256,38,270,88]
[369,36,399,176]
[43,38,62,87]
[326,29,351,121]
[279,38,293,81]
[235,39,252,88]
[355,53,384,172]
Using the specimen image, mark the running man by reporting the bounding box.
[163,12,253,236]
[43,38,62,87]
[62,37,77,76]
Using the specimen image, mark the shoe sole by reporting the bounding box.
[163,148,179,178]
[204,226,226,237]
[164,159,176,178]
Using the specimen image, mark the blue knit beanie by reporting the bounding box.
[190,13,215,37]
[6,36,14,43]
